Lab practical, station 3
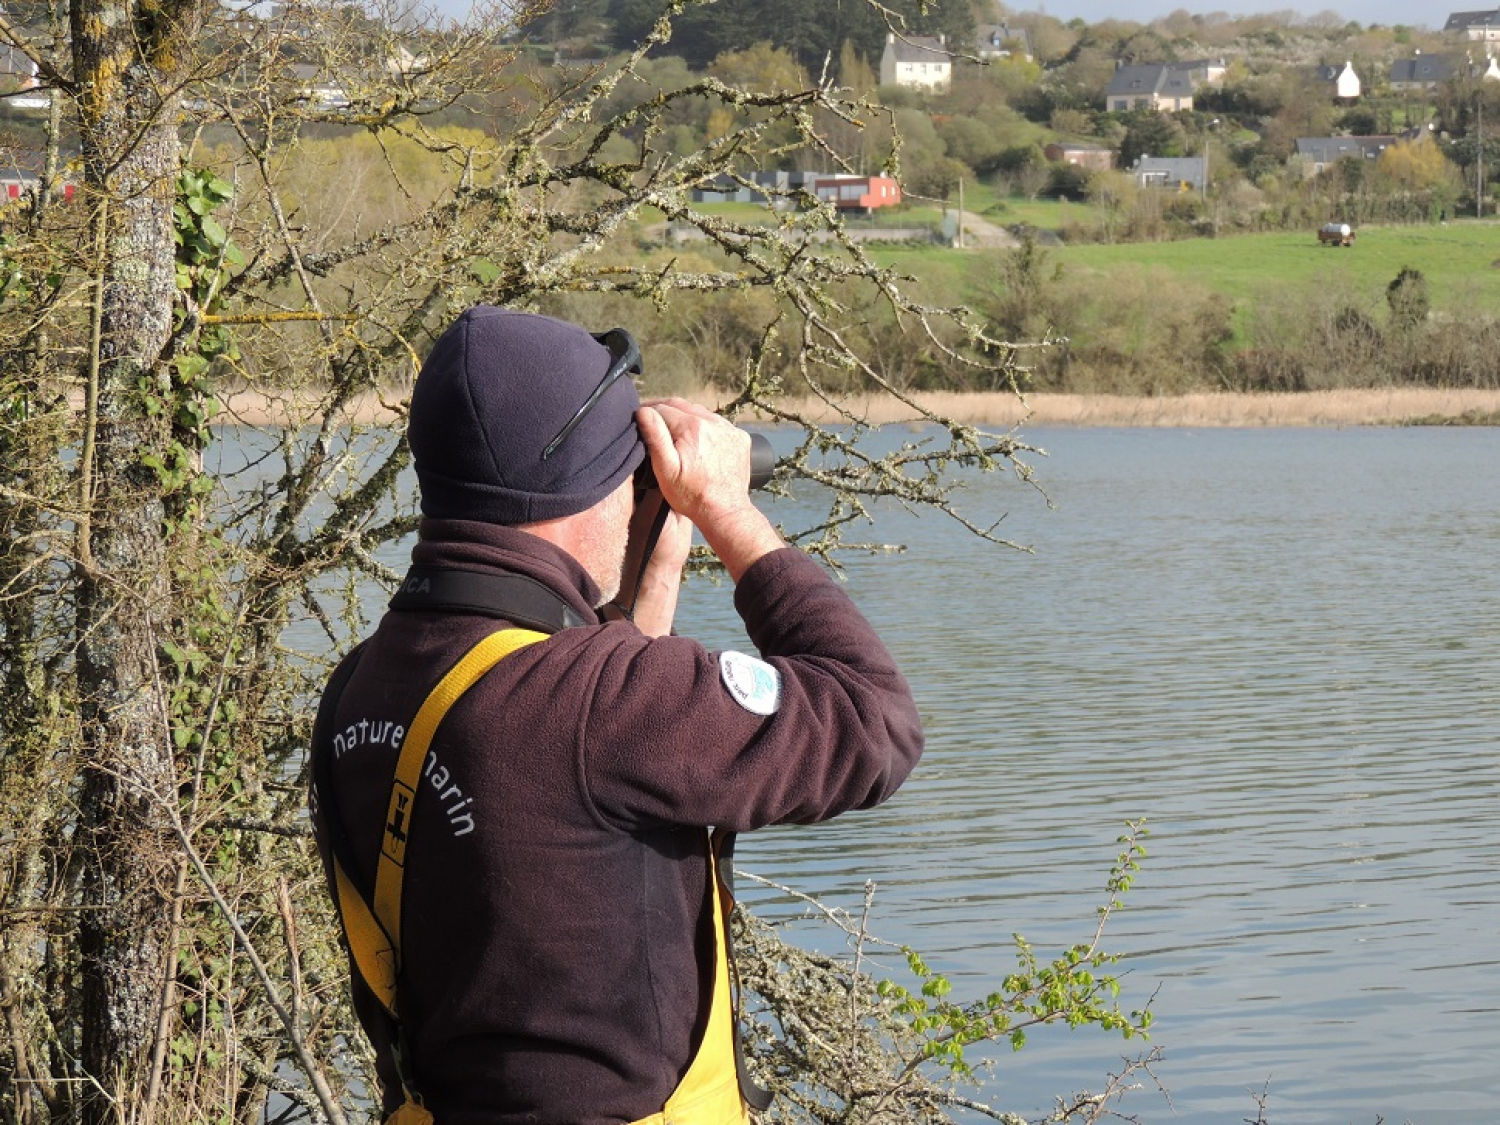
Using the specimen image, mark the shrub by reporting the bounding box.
[1023,267,1234,394]
[1045,162,1093,201]
[1386,266,1430,332]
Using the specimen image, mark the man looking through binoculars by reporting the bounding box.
[310,306,923,1124]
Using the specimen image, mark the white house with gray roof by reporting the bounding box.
[1105,64,1196,112]
[1315,61,1361,100]
[1175,57,1228,85]
[1446,9,1500,40]
[1389,51,1500,88]
[879,33,951,92]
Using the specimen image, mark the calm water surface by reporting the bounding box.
[674,427,1500,1125]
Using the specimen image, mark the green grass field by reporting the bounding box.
[874,219,1500,321]
[670,195,1500,345]
[973,196,1092,230]
[1055,221,1500,313]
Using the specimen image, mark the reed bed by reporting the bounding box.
[740,388,1500,428]
[223,387,1500,429]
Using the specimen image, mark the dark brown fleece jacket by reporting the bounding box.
[311,518,923,1124]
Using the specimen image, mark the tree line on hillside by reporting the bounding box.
[535,0,973,71]
[5,0,1493,234]
[503,1,1497,234]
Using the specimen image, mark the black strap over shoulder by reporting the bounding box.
[311,643,366,885]
[712,830,776,1112]
[389,564,589,633]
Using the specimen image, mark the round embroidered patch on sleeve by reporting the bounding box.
[718,650,782,716]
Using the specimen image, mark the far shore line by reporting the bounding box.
[218,387,1500,429]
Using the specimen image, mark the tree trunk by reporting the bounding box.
[70,0,195,1117]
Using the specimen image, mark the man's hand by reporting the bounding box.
[635,399,751,524]
[636,400,784,583]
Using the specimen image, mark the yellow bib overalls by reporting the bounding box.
[322,629,756,1125]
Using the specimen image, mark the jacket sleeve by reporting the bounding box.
[576,547,924,832]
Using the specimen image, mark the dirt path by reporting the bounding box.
[950,210,1019,249]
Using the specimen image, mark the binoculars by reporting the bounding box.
[746,431,775,491]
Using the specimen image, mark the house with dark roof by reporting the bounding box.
[879,34,951,92]
[1315,61,1361,100]
[974,23,1032,61]
[1446,9,1500,40]
[1175,57,1228,85]
[692,172,902,213]
[1294,135,1398,174]
[1105,64,1196,112]
[1,144,41,202]
[1389,54,1459,88]
[691,171,818,207]
[1389,51,1500,88]
[811,174,903,213]
[1131,155,1207,192]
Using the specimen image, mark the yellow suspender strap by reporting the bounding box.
[336,627,546,1017]
[627,831,754,1125]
